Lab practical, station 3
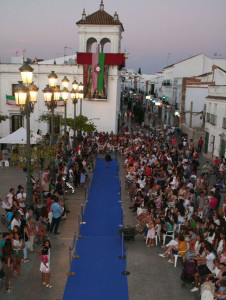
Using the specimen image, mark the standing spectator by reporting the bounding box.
[50,196,63,235]
[2,242,13,294]
[11,211,21,231]
[17,186,26,214]
[198,137,203,153]
[5,188,15,211]
[11,232,24,277]
[27,216,36,252]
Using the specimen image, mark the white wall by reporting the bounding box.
[0,63,121,137]
[77,24,122,53]
[185,85,208,128]
[205,86,226,157]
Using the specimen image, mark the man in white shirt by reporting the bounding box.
[191,245,216,292]
[5,188,15,210]
[11,212,21,230]
[17,186,26,214]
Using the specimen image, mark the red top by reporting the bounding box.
[209,197,217,210]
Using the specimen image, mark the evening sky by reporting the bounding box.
[0,0,226,73]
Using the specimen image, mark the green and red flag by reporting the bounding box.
[92,53,105,94]
[6,95,16,105]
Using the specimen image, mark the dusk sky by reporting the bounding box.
[1,0,226,74]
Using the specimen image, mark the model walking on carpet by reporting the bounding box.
[105,151,112,168]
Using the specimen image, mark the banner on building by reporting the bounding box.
[77,52,125,101]
[83,53,108,100]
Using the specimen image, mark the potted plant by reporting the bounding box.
[118,226,137,241]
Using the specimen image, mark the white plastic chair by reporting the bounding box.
[174,242,189,267]
[4,160,9,167]
[163,231,175,245]
[155,231,161,245]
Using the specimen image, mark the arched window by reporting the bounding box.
[86,37,98,53]
[100,38,111,53]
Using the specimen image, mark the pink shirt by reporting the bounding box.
[209,197,217,210]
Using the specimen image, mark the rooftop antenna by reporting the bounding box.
[64,46,72,57]
[22,49,26,63]
[64,46,73,64]
[166,52,171,66]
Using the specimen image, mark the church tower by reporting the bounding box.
[76,1,125,134]
[76,0,124,54]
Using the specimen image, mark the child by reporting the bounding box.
[146,220,155,247]
[36,221,47,243]
[39,246,52,288]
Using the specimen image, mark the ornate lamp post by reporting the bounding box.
[71,79,79,147]
[78,82,84,115]
[43,71,60,180]
[61,76,70,135]
[61,79,69,156]
[14,63,38,208]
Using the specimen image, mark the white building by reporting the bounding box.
[204,68,226,158]
[0,1,124,138]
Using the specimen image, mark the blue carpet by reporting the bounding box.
[63,158,129,300]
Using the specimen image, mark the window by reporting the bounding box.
[210,114,217,125]
[11,115,23,133]
[12,84,17,96]
[223,118,226,129]
[206,113,210,123]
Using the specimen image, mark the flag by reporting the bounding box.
[92,53,105,94]
[6,95,16,105]
[92,53,99,92]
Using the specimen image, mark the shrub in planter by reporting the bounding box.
[118,227,137,241]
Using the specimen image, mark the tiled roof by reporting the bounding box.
[76,10,124,31]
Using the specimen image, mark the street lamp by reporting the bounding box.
[14,62,38,209]
[70,88,79,147]
[61,85,69,155]
[78,82,84,115]
[43,71,60,180]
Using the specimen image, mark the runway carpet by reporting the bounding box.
[63,158,129,300]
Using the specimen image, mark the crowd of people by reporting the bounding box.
[0,123,226,298]
[0,135,95,294]
[121,126,226,298]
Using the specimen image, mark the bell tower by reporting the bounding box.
[76,0,124,54]
[76,1,125,134]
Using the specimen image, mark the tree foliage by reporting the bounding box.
[38,113,96,133]
[10,142,57,171]
[0,115,9,123]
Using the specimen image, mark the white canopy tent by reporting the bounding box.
[0,127,42,144]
